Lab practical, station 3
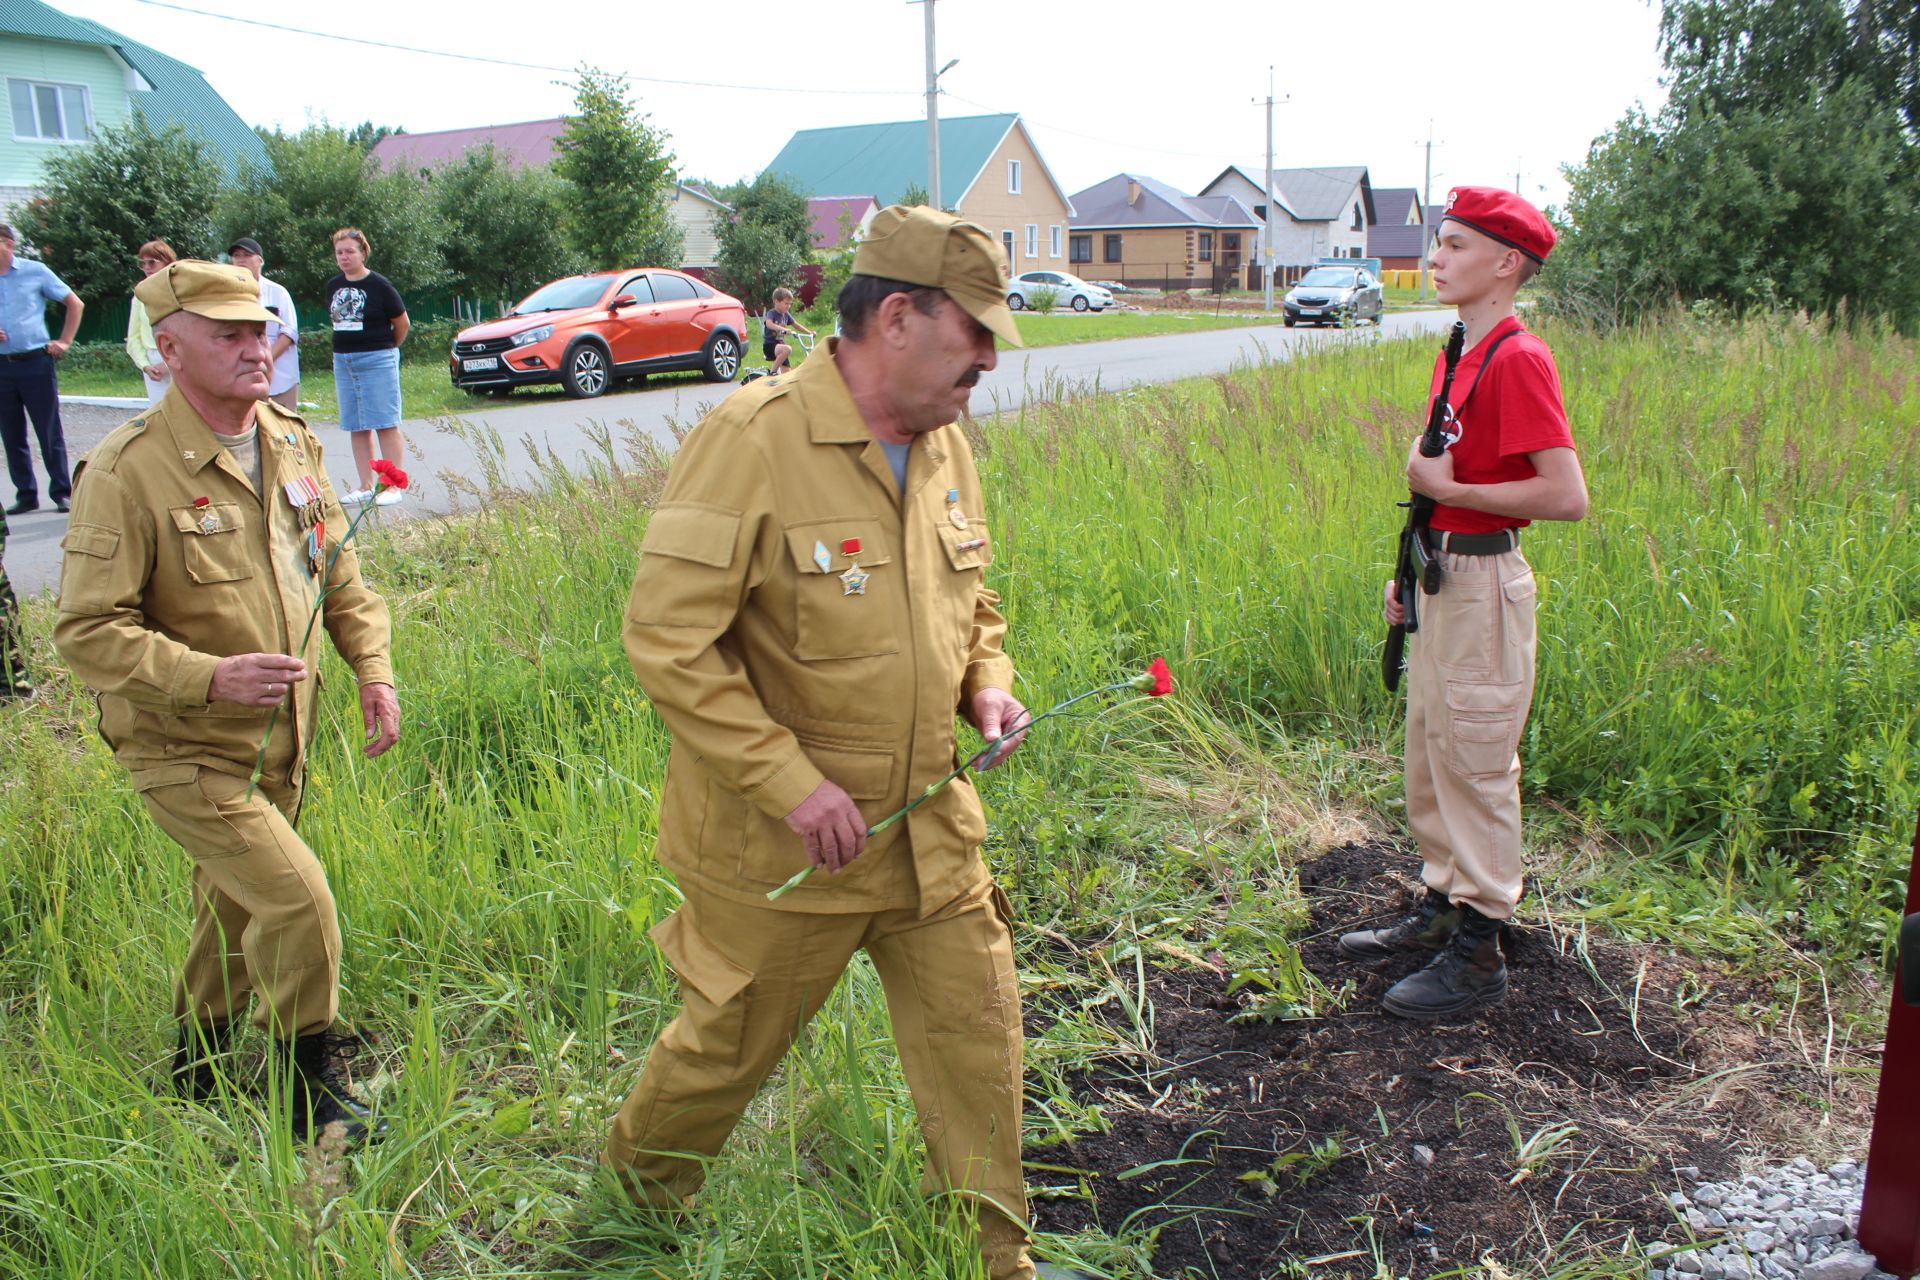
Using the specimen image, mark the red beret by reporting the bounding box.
[1442,186,1556,264]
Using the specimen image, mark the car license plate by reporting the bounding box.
[462,357,499,372]
[1300,308,1322,316]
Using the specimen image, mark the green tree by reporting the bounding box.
[431,145,582,313]
[14,114,221,307]
[553,66,678,269]
[716,221,804,311]
[218,124,448,304]
[1552,0,1920,328]
[720,171,812,256]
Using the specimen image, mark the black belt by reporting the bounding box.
[1,348,46,363]
[1431,529,1519,555]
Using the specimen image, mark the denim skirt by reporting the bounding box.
[333,347,402,432]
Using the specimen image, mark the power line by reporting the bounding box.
[129,0,918,97]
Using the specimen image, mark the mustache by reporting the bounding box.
[957,371,981,388]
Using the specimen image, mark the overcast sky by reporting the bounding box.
[63,0,1669,213]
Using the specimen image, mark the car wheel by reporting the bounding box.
[562,342,610,398]
[701,332,742,383]
[1007,293,1025,311]
[1284,315,1297,328]
[1072,295,1090,312]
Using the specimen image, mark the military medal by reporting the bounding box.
[841,537,861,555]
[948,508,968,530]
[813,540,832,573]
[839,562,870,595]
[200,512,220,533]
[946,488,960,505]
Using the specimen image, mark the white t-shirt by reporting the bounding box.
[256,274,300,395]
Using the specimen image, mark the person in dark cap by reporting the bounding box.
[0,222,83,514]
[1340,186,1589,1019]
[598,205,1085,1279]
[55,260,398,1147]
[227,238,301,410]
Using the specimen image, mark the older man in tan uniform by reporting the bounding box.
[605,207,1080,1279]
[55,261,398,1145]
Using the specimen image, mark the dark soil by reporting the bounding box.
[1029,841,1789,1280]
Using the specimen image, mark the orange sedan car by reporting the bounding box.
[449,268,748,398]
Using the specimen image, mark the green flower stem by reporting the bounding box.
[766,678,1142,901]
[243,487,384,799]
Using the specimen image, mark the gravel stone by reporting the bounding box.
[1800,1253,1873,1280]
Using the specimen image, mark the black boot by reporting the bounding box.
[1380,903,1508,1019]
[170,1020,236,1101]
[1338,887,1460,960]
[287,1029,388,1147]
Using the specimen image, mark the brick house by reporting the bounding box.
[1065,174,1262,291]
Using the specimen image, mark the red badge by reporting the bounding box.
[841,537,862,555]
[192,496,210,508]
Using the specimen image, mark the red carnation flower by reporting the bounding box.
[370,459,410,490]
[1146,656,1173,697]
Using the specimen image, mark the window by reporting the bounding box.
[1253,203,1268,222]
[1049,225,1062,258]
[8,79,92,142]
[1007,159,1022,194]
[1024,224,1038,258]
[616,276,655,304]
[1223,233,1241,253]
[1069,234,1092,263]
[1002,230,1016,266]
[1197,232,1213,263]
[650,273,697,301]
[1103,233,1122,263]
[1351,201,1363,231]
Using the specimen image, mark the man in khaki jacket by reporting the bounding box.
[55,261,398,1145]
[606,207,1079,1279]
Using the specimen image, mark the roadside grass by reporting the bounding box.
[0,312,1909,1277]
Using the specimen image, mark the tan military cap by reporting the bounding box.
[851,205,1023,347]
[135,260,276,325]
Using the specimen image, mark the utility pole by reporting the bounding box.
[1417,121,1436,302]
[922,0,940,209]
[1253,70,1285,311]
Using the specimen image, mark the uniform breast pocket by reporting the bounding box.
[781,518,899,660]
[168,504,254,585]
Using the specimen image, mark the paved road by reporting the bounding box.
[6,310,1452,596]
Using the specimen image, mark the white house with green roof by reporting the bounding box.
[764,112,1075,278]
[1,0,267,223]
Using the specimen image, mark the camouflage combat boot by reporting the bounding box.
[1337,887,1460,960]
[1380,903,1508,1019]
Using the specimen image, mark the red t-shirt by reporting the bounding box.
[1425,315,1576,534]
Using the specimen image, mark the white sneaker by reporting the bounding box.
[374,488,405,507]
[339,487,374,505]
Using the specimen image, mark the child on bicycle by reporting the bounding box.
[761,287,814,377]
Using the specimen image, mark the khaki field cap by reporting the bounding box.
[135,259,276,326]
[852,204,1023,347]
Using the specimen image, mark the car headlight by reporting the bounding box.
[510,325,553,348]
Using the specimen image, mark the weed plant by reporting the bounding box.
[0,313,1909,1277]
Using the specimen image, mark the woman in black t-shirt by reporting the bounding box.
[325,227,409,506]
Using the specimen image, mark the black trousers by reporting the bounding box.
[0,353,70,505]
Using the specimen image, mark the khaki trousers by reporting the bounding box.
[604,876,1032,1280]
[1405,546,1537,921]
[139,764,340,1037]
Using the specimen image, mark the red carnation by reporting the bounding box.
[370,459,410,490]
[1146,656,1173,697]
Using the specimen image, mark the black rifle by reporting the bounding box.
[1383,321,1467,691]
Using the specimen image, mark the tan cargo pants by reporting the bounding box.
[604,876,1032,1280]
[138,753,340,1038]
[1405,545,1538,921]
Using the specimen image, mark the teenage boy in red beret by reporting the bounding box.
[1339,186,1589,1019]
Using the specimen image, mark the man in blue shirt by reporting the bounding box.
[0,223,84,514]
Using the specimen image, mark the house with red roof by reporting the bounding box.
[807,195,878,250]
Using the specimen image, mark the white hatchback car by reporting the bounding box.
[1007,270,1115,313]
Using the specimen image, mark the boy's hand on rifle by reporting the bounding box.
[1406,438,1458,500]
[1383,579,1405,626]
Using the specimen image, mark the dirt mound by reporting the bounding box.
[1029,842,1777,1279]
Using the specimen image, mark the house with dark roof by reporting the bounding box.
[1367,186,1432,270]
[369,118,731,269]
[1198,165,1375,272]
[1066,174,1262,290]
[764,113,1074,276]
[808,195,878,250]
[0,0,268,220]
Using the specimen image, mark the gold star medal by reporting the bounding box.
[200,512,220,533]
[839,562,870,596]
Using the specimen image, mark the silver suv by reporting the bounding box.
[1283,266,1384,327]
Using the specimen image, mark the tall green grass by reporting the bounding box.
[0,313,1909,1277]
